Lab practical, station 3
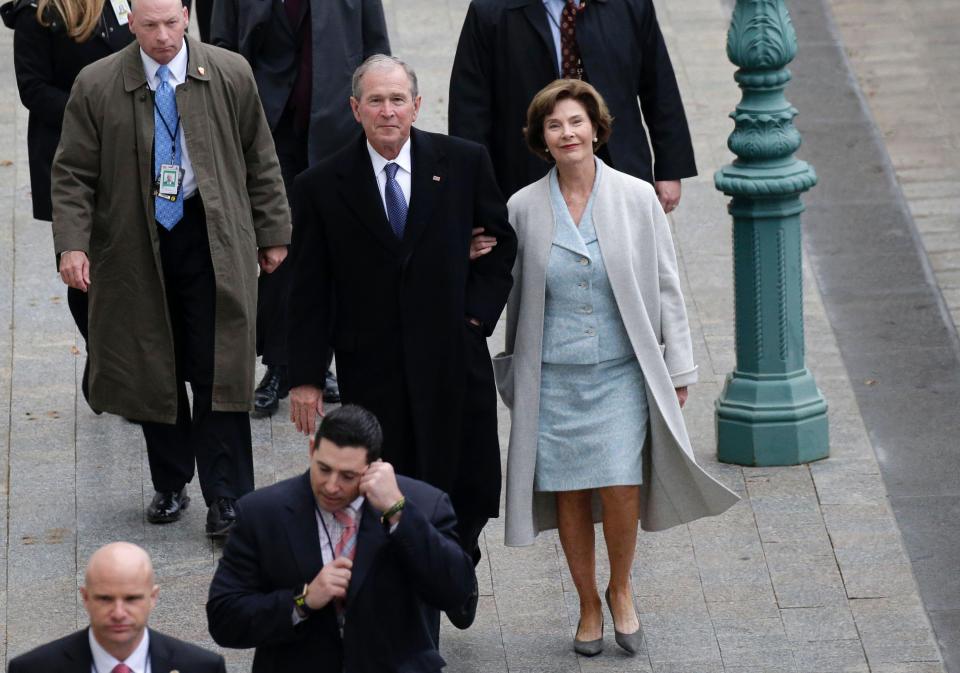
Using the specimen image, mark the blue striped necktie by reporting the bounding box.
[154,64,183,229]
[384,162,407,239]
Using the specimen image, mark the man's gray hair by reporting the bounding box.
[351,54,419,100]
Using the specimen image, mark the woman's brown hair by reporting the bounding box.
[523,79,613,162]
[37,0,107,43]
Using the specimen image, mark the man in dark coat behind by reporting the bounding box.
[287,55,516,629]
[212,0,391,416]
[448,0,697,211]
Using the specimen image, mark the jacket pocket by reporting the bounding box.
[492,352,514,408]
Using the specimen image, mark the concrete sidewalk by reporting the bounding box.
[0,0,950,670]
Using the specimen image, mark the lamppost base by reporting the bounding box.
[715,369,829,466]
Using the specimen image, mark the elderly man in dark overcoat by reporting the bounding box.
[52,0,290,536]
[287,55,516,628]
[448,0,697,212]
[211,0,390,416]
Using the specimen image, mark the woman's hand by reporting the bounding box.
[675,386,688,408]
[469,227,497,260]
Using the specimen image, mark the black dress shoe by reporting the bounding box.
[206,497,238,538]
[147,489,190,524]
[445,574,479,630]
[253,365,289,417]
[322,370,340,404]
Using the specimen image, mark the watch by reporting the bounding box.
[294,583,313,619]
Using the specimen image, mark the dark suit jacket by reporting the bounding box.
[2,0,132,220]
[448,0,697,197]
[210,0,389,164]
[285,130,516,521]
[7,628,226,673]
[207,472,474,673]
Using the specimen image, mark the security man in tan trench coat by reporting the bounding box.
[52,0,291,537]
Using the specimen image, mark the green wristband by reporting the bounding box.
[380,496,406,525]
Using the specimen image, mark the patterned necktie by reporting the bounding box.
[333,508,358,560]
[111,664,132,673]
[154,64,183,230]
[560,0,587,79]
[384,162,407,239]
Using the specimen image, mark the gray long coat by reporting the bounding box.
[496,161,738,546]
[52,39,291,423]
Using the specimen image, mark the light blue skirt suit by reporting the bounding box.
[535,163,649,492]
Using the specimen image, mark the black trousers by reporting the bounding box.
[193,0,213,42]
[141,196,254,506]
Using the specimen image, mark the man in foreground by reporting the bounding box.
[52,0,290,536]
[207,405,475,672]
[8,542,225,672]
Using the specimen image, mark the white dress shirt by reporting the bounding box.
[89,627,150,673]
[140,40,197,199]
[367,138,412,218]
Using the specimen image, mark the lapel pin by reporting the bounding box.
[432,175,441,182]
[197,66,205,76]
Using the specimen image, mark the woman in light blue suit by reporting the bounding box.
[494,80,738,657]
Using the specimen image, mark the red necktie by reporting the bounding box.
[560,0,587,79]
[333,508,358,619]
[111,664,132,673]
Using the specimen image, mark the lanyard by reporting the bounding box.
[153,89,181,159]
[315,503,339,562]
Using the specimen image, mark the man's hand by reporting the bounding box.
[59,251,90,291]
[469,227,497,261]
[676,386,688,408]
[289,384,323,435]
[654,180,681,214]
[304,557,353,611]
[359,460,403,522]
[258,245,288,274]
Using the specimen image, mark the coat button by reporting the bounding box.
[579,257,589,265]
[585,327,595,336]
[578,281,587,289]
[581,305,593,314]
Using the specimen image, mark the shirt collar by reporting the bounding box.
[317,495,365,517]
[89,627,150,673]
[140,40,188,90]
[367,137,413,178]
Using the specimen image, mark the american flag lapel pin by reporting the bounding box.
[197,66,205,76]
[432,175,441,182]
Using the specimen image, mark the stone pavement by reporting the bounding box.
[0,0,951,671]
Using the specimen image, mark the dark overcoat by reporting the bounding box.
[210,0,390,164]
[287,129,516,520]
[51,38,291,423]
[3,0,132,221]
[207,472,474,672]
[448,0,697,197]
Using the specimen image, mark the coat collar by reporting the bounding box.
[284,472,326,583]
[281,472,390,612]
[336,128,445,255]
[122,36,209,92]
[59,629,94,669]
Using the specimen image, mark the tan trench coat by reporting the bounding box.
[496,161,739,547]
[52,38,291,423]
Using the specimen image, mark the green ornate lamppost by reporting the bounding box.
[714,0,829,465]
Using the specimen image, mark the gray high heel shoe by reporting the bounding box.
[605,587,643,655]
[573,617,604,656]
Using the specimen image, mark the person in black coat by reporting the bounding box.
[448,0,697,211]
[207,405,476,672]
[286,56,515,622]
[3,0,132,409]
[211,0,390,416]
[8,542,226,673]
